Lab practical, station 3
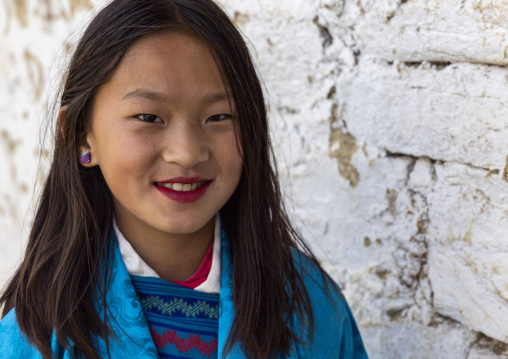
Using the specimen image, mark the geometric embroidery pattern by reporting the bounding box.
[150,326,218,356]
[130,275,219,358]
[140,296,219,319]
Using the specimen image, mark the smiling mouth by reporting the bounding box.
[154,181,209,192]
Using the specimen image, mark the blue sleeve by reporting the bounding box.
[292,250,369,358]
[325,293,369,358]
[0,309,42,359]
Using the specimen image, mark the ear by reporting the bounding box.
[59,106,98,167]
[78,122,101,168]
[74,118,99,169]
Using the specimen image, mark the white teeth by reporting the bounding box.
[157,182,206,191]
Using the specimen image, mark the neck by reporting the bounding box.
[114,209,215,283]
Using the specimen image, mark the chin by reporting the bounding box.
[159,218,213,235]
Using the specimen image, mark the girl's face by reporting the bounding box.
[83,31,242,240]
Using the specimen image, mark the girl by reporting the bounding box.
[0,0,368,358]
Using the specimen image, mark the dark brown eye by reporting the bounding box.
[135,114,163,123]
[206,114,232,123]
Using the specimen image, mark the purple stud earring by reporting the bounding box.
[80,150,91,165]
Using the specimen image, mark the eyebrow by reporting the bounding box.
[123,89,168,102]
[122,88,231,104]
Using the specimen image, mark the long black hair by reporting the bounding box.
[1,0,328,358]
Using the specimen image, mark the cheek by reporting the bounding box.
[227,157,243,187]
[219,135,243,177]
[97,135,155,188]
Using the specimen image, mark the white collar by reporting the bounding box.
[114,216,221,294]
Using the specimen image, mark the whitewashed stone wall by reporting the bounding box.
[1,0,508,358]
[0,0,102,287]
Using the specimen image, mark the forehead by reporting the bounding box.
[99,30,228,102]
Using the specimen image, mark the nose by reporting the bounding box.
[161,121,210,169]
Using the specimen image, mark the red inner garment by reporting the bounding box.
[173,240,214,289]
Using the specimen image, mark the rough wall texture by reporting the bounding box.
[0,0,99,285]
[1,0,508,358]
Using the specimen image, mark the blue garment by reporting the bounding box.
[0,230,368,358]
[131,275,219,358]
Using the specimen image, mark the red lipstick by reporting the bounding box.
[154,177,212,204]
